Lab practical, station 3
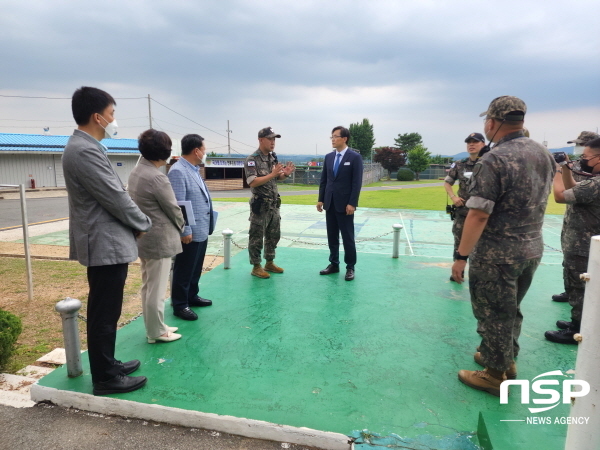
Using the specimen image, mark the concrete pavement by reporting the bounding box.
[0,404,316,450]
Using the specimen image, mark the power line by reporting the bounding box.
[150,98,255,148]
[0,94,146,100]
[151,118,229,147]
[0,116,147,123]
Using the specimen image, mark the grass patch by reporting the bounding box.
[0,257,143,373]
[216,186,566,215]
[364,180,443,187]
[277,184,320,191]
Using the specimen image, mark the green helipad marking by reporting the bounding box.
[38,240,574,448]
[14,202,565,267]
[26,230,71,246]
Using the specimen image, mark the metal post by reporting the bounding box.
[222,228,233,269]
[55,297,83,378]
[148,94,152,129]
[19,184,34,301]
[227,120,231,157]
[565,235,600,450]
[392,223,403,258]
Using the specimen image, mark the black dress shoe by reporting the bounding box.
[93,374,147,396]
[544,328,579,344]
[345,268,355,281]
[320,264,340,275]
[173,307,198,321]
[189,296,213,307]
[115,359,140,375]
[556,320,572,330]
[552,292,569,302]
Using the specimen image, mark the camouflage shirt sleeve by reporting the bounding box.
[244,155,258,185]
[465,157,501,215]
[444,162,459,185]
[565,179,600,205]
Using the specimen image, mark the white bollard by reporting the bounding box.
[222,228,233,269]
[392,224,403,258]
[55,297,83,378]
[565,235,600,450]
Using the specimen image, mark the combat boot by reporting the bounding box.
[458,368,505,397]
[552,292,568,302]
[474,352,517,379]
[264,260,284,273]
[251,264,270,279]
[545,326,579,345]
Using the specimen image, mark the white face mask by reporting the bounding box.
[573,144,584,156]
[201,153,207,165]
[99,115,118,140]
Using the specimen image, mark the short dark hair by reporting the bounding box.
[138,129,172,161]
[332,126,350,143]
[181,134,205,155]
[586,137,600,152]
[71,86,116,126]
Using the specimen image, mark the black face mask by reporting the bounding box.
[579,156,599,174]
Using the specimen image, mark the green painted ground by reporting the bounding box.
[38,243,574,449]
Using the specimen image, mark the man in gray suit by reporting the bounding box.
[167,134,214,321]
[63,86,152,395]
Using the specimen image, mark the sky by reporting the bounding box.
[1,0,599,157]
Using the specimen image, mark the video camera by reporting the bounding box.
[553,152,568,164]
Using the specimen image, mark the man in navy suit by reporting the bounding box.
[168,134,214,321]
[317,126,364,281]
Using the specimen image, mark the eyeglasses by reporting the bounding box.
[330,135,342,139]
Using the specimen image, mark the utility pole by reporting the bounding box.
[227,120,231,156]
[148,94,152,129]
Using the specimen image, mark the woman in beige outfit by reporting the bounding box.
[128,130,186,343]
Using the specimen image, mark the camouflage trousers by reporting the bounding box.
[469,257,540,372]
[248,206,281,265]
[563,253,588,324]
[451,209,468,254]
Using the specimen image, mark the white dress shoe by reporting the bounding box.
[167,326,178,333]
[147,332,182,344]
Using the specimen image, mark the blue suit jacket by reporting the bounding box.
[167,158,213,242]
[318,148,363,213]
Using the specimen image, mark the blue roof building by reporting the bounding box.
[0,132,141,188]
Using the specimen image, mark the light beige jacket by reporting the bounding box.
[128,158,185,259]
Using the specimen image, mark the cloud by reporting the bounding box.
[0,0,598,155]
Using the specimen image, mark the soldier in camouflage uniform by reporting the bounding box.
[551,131,600,303]
[451,96,555,396]
[545,137,600,343]
[244,127,295,279]
[444,132,485,281]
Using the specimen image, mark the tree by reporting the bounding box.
[207,151,222,157]
[406,144,431,180]
[348,118,375,160]
[394,132,423,152]
[373,146,406,179]
[429,154,453,165]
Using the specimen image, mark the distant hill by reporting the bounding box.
[448,145,574,161]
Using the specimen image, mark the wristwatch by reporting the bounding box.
[454,251,468,261]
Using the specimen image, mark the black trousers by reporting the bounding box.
[86,263,129,383]
[171,239,208,311]
[325,200,356,269]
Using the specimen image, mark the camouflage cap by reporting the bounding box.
[567,131,599,145]
[479,96,527,121]
[258,127,281,139]
[465,132,485,143]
